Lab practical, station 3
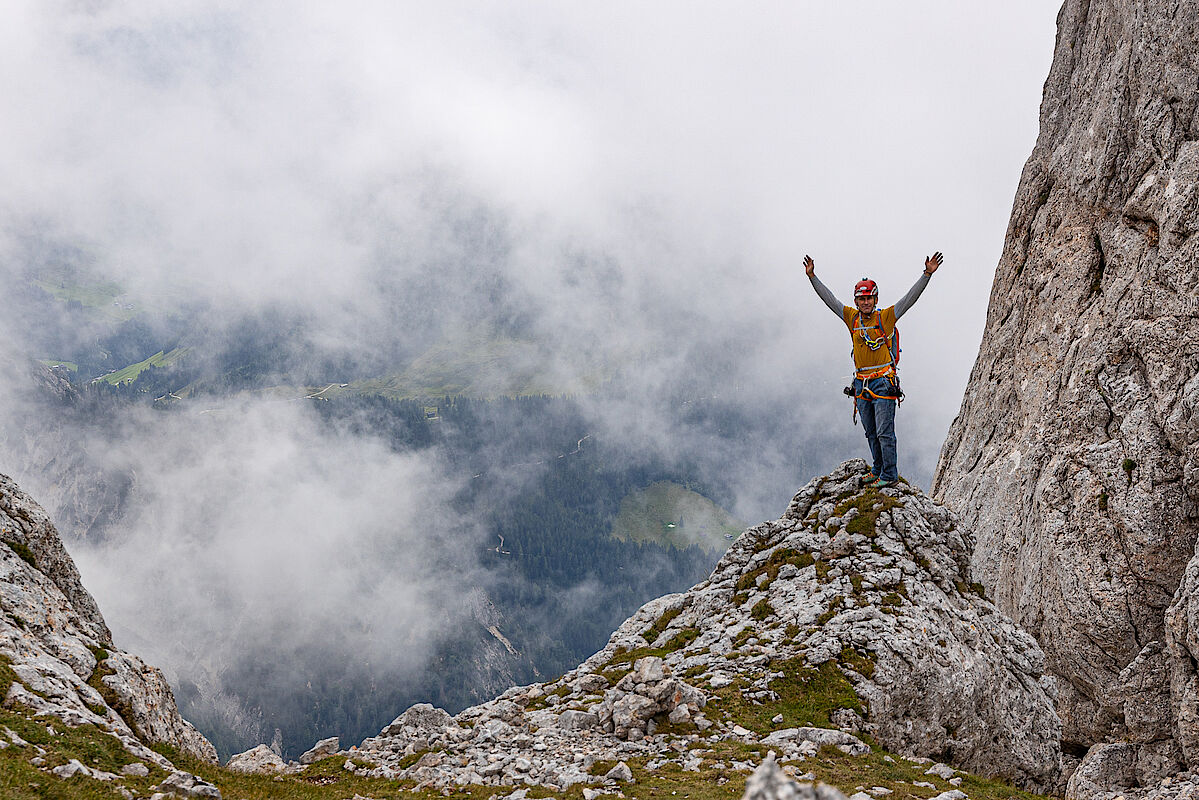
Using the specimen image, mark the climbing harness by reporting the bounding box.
[849,368,903,424]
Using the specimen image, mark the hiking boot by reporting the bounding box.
[878,479,900,489]
[861,472,878,485]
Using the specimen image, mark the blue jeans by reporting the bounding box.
[854,376,898,482]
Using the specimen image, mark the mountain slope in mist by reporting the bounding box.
[226,460,1060,796]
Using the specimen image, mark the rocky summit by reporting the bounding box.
[282,460,1061,794]
[1,471,219,796]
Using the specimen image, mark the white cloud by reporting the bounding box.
[1,0,1062,746]
[71,398,484,672]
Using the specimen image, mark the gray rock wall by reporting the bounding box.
[0,473,111,642]
[0,470,216,765]
[933,0,1199,782]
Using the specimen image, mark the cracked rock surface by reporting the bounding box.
[321,461,1059,792]
[931,0,1199,788]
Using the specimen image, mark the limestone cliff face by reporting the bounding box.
[0,470,216,768]
[932,0,1199,783]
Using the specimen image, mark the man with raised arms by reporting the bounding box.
[804,252,942,488]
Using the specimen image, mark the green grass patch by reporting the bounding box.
[600,645,675,683]
[583,748,772,800]
[664,627,700,651]
[602,625,702,684]
[735,547,816,594]
[815,596,845,626]
[0,654,17,698]
[643,605,684,642]
[1122,458,1137,480]
[523,682,573,711]
[838,647,876,679]
[611,482,743,553]
[94,347,189,386]
[85,647,140,742]
[163,742,481,800]
[833,489,904,538]
[158,738,491,800]
[39,360,79,372]
[712,659,863,734]
[3,712,137,774]
[0,702,155,800]
[603,755,746,800]
[749,599,775,622]
[798,744,1044,800]
[3,540,37,569]
[391,750,429,771]
[734,573,759,593]
[955,581,987,599]
[34,272,132,321]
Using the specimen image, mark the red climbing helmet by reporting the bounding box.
[854,278,878,298]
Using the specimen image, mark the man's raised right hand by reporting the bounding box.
[803,255,815,277]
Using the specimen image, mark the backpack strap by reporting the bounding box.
[852,311,896,367]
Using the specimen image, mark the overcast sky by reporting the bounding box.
[0,0,1063,751]
[1,1,1060,408]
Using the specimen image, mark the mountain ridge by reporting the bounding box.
[0,459,1061,798]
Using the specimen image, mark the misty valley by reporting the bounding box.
[1,258,862,760]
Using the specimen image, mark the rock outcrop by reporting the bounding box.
[316,461,1060,792]
[0,470,217,775]
[932,0,1199,789]
[741,753,849,800]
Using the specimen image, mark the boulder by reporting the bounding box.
[382,703,452,738]
[1065,743,1137,800]
[155,770,223,798]
[557,710,599,731]
[604,761,633,782]
[761,727,869,756]
[299,736,340,764]
[226,743,286,774]
[741,752,848,800]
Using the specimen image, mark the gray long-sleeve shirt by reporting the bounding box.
[809,272,930,319]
